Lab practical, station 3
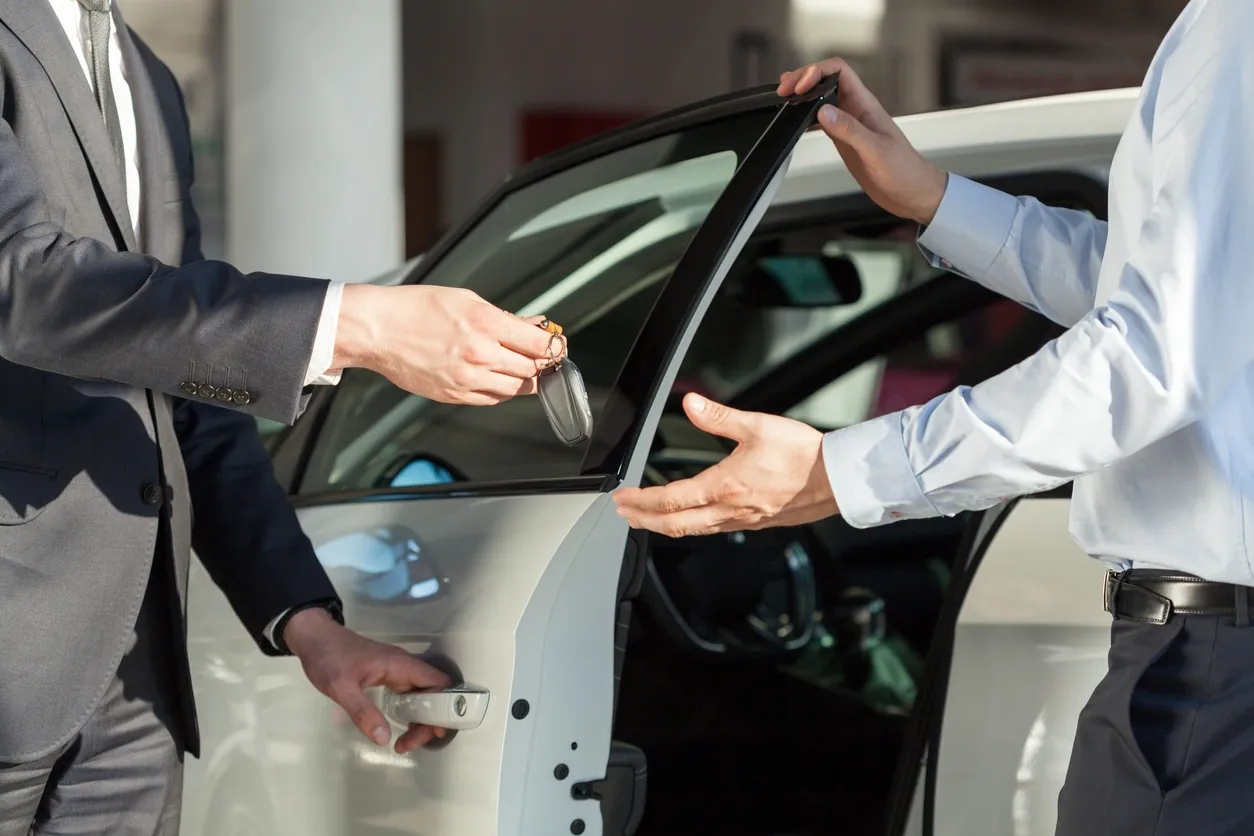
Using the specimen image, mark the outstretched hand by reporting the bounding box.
[613,394,839,537]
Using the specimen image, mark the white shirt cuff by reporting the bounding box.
[822,411,941,529]
[917,174,1020,280]
[303,282,345,386]
[263,609,290,651]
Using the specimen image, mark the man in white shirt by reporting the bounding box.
[0,2,561,833]
[616,0,1254,830]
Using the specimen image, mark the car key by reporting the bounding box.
[535,320,593,446]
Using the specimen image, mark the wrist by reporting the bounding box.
[332,284,383,372]
[282,607,340,658]
[912,167,949,226]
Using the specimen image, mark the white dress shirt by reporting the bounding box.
[823,0,1254,585]
[48,0,341,647]
[46,0,343,388]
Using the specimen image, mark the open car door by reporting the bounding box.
[181,76,839,836]
[889,490,1110,836]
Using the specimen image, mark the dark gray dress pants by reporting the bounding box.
[1056,591,1254,835]
[0,547,184,836]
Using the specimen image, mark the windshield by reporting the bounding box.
[299,109,780,493]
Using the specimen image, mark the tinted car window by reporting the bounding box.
[298,110,778,493]
[677,220,934,406]
[787,297,1060,429]
[678,216,1066,429]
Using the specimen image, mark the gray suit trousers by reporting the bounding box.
[0,542,184,836]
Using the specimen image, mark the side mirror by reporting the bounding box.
[726,253,863,308]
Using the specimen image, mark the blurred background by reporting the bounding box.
[122,0,1182,283]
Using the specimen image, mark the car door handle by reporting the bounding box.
[381,684,491,731]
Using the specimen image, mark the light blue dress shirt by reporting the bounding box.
[822,0,1254,585]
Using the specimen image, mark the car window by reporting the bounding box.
[298,109,779,493]
[676,220,935,404]
[788,296,1061,429]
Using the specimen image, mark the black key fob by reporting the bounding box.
[537,359,593,446]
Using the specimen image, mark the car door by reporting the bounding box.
[886,492,1108,836]
[180,77,839,836]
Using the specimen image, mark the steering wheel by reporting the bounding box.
[636,459,820,661]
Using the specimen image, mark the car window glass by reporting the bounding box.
[788,296,1060,429]
[298,109,779,494]
[676,220,934,404]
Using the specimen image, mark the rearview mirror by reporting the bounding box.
[727,253,863,308]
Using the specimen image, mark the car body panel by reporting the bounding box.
[184,490,609,836]
[928,498,1108,836]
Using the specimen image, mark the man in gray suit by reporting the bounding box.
[0,1,558,833]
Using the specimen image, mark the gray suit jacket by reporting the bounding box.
[0,1,341,762]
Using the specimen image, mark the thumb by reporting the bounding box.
[817,104,878,154]
[684,393,756,442]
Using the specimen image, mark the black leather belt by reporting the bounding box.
[1104,570,1254,625]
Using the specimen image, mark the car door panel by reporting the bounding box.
[183,78,839,836]
[184,489,608,836]
[904,496,1109,836]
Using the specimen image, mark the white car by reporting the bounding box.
[181,81,1135,836]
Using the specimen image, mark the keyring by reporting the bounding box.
[536,332,567,372]
[538,318,563,337]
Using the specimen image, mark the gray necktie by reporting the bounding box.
[76,0,127,197]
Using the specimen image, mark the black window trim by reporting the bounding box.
[277,77,841,505]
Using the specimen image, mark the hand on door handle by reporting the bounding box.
[382,684,490,731]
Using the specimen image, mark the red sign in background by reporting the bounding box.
[519,108,651,163]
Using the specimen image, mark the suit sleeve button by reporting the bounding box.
[141,483,164,505]
[232,390,252,405]
[196,384,216,399]
[180,381,198,395]
[215,388,235,403]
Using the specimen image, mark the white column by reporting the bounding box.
[223,0,402,281]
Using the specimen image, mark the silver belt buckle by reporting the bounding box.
[1102,570,1116,615]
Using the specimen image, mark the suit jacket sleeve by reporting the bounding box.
[167,76,340,655]
[0,115,328,426]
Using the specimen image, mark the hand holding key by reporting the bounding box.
[332,285,563,406]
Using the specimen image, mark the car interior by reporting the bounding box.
[605,183,1100,836]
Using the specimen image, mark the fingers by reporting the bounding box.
[489,308,558,360]
[396,723,443,755]
[615,468,727,517]
[778,57,848,97]
[617,497,738,539]
[777,58,892,128]
[379,651,455,694]
[816,105,880,155]
[331,683,394,746]
[683,394,757,443]
[472,372,540,401]
[481,341,549,381]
